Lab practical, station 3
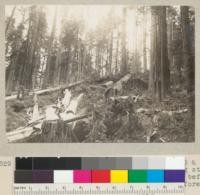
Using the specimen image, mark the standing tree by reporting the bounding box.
[6,17,24,94]
[149,6,170,101]
[18,6,47,91]
[121,7,127,75]
[180,6,195,94]
[5,6,16,34]
[43,7,57,88]
[143,7,148,72]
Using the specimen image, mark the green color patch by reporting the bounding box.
[128,170,147,183]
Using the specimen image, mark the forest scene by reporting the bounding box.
[5,5,195,143]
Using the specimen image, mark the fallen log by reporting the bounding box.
[6,114,91,143]
[136,108,188,115]
[114,73,131,87]
[109,95,141,102]
[7,127,35,143]
[89,85,106,91]
[104,74,132,101]
[64,114,92,124]
[101,81,114,88]
[6,80,85,101]
[109,74,131,92]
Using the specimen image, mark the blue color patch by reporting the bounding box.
[147,170,164,183]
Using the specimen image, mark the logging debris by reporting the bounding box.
[6,73,194,143]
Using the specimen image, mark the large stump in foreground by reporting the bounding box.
[41,119,74,142]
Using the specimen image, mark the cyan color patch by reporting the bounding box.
[147,170,164,183]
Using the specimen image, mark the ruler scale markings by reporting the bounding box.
[13,184,185,195]
[13,156,185,194]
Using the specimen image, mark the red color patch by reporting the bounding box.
[92,170,110,183]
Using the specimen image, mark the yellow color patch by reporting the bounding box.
[111,170,128,183]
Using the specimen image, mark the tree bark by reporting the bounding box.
[181,6,194,93]
[43,7,57,88]
[21,6,41,90]
[149,7,170,101]
[143,8,147,72]
[121,8,127,75]
[109,31,113,75]
[115,28,119,74]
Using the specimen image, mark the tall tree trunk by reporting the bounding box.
[21,6,40,90]
[5,6,17,56]
[167,9,173,68]
[5,6,16,34]
[109,31,113,75]
[149,7,170,101]
[121,8,127,75]
[6,59,16,94]
[161,7,170,96]
[54,47,62,85]
[96,45,100,77]
[181,6,194,93]
[143,8,147,72]
[115,28,119,74]
[43,7,57,88]
[134,11,139,73]
[32,7,45,90]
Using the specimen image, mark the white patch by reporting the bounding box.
[31,103,40,122]
[62,89,72,110]
[45,106,59,120]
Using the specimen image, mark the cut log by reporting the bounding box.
[7,126,38,143]
[101,81,114,88]
[109,95,141,102]
[28,116,45,125]
[6,80,85,101]
[7,127,33,142]
[104,74,132,100]
[6,114,91,143]
[136,108,150,113]
[89,85,106,91]
[114,74,131,90]
[64,114,92,124]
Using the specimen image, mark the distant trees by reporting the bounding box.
[6,6,47,94]
[6,16,24,93]
[5,5,195,101]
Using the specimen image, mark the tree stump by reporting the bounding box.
[41,119,72,142]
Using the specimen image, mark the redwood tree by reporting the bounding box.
[121,7,127,75]
[181,6,195,93]
[149,6,170,101]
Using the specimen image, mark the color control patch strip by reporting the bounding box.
[15,156,185,183]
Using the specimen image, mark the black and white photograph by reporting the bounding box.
[5,5,195,143]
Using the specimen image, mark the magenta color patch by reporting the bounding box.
[73,170,91,183]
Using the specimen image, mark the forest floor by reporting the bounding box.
[6,73,195,143]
